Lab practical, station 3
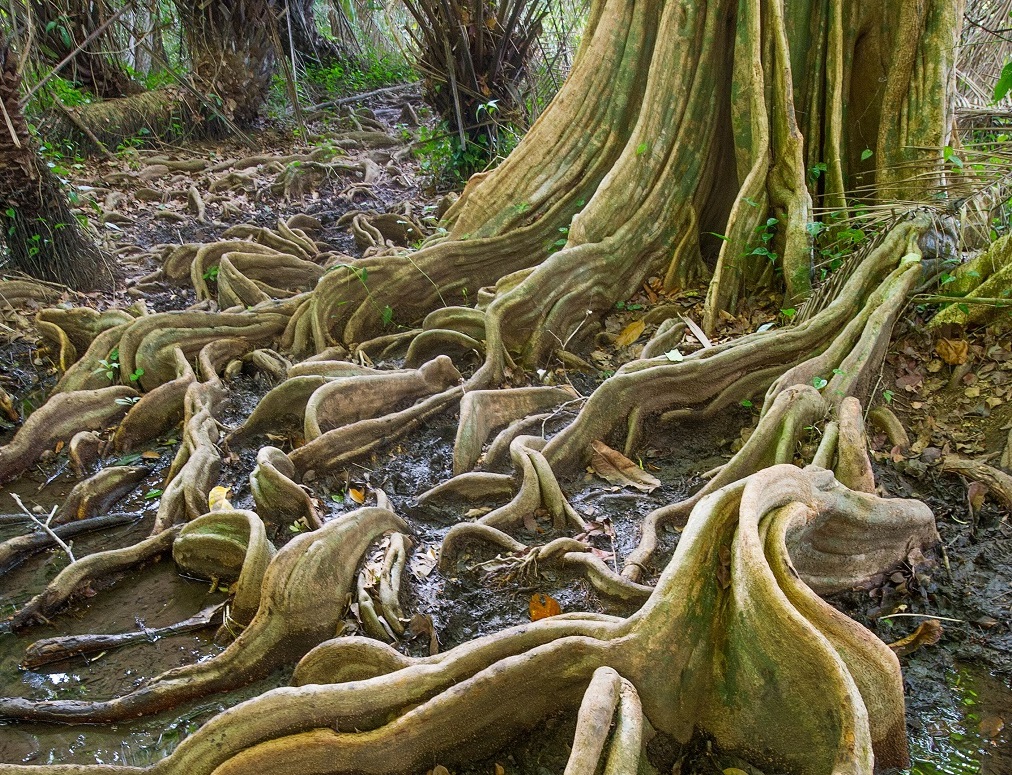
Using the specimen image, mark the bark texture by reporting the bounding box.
[0,41,110,289]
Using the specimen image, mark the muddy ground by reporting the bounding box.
[0,85,1010,774]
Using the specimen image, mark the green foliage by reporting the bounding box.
[304,55,415,96]
[995,60,1012,103]
[413,121,518,188]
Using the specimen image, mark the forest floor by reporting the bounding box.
[0,84,1011,775]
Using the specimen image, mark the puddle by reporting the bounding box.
[906,666,1012,775]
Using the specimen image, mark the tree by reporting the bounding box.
[27,0,143,98]
[282,0,353,67]
[0,39,111,290]
[0,1,965,774]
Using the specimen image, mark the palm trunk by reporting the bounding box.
[0,41,110,290]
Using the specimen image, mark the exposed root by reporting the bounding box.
[0,386,136,485]
[55,465,149,523]
[249,446,322,529]
[0,507,405,722]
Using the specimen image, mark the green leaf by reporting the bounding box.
[706,232,730,241]
[860,148,874,161]
[144,489,163,500]
[812,376,828,390]
[780,307,796,319]
[882,389,895,404]
[740,399,753,408]
[636,142,649,156]
[995,60,1012,102]
[381,305,394,326]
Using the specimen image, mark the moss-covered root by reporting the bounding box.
[437,435,587,572]
[172,508,276,630]
[0,386,137,485]
[784,467,938,594]
[622,384,827,581]
[452,385,578,474]
[0,508,405,723]
[250,446,322,529]
[626,465,930,772]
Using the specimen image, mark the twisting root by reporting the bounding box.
[0,507,405,722]
[437,435,586,572]
[0,466,935,774]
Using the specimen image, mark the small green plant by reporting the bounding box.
[202,265,220,281]
[96,348,120,380]
[129,367,145,383]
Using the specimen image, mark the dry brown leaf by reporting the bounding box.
[935,338,968,366]
[615,320,645,347]
[590,440,660,492]
[529,593,562,620]
[887,619,943,657]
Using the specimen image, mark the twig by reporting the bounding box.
[876,612,964,623]
[11,493,75,563]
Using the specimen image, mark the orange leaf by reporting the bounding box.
[54,440,65,454]
[141,450,161,459]
[615,320,645,347]
[529,592,562,621]
[887,619,943,657]
[348,487,366,504]
[935,338,968,366]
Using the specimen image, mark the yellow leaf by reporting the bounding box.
[529,593,562,621]
[615,320,645,347]
[208,486,232,511]
[141,450,161,459]
[348,487,366,504]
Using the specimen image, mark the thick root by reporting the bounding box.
[0,507,405,723]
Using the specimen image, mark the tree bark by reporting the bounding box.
[0,41,111,290]
[28,0,142,98]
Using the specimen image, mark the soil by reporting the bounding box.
[1,85,1010,775]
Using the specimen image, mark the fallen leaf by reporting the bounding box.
[348,487,366,504]
[54,440,64,454]
[979,714,1005,738]
[410,545,438,580]
[615,320,645,347]
[208,485,233,511]
[141,450,161,459]
[968,481,988,512]
[406,613,440,655]
[887,619,943,657]
[529,592,562,620]
[935,338,968,366]
[680,315,713,348]
[590,440,661,492]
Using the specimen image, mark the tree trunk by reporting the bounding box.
[283,0,350,67]
[0,42,110,290]
[173,0,278,126]
[28,0,142,98]
[0,0,971,773]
